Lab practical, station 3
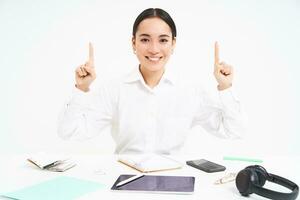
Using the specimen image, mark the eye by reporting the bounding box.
[160,38,169,43]
[140,38,149,43]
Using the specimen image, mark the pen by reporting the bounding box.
[223,156,263,163]
[43,161,62,169]
[116,174,145,187]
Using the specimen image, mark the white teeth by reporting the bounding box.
[147,57,161,61]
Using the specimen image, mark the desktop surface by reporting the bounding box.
[0,154,299,200]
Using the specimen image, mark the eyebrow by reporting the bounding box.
[138,33,171,38]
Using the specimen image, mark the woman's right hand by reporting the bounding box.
[75,42,96,92]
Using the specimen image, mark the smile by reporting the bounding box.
[145,56,163,62]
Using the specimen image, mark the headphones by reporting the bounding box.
[236,165,299,200]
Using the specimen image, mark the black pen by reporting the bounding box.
[43,161,62,169]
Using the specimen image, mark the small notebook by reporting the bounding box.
[27,152,76,172]
[118,154,183,173]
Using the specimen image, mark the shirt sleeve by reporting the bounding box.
[192,87,247,139]
[57,83,117,140]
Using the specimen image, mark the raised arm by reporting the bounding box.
[58,43,115,141]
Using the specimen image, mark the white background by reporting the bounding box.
[0,0,299,156]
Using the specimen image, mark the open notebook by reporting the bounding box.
[118,154,183,173]
[27,152,76,172]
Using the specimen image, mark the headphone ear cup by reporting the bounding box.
[254,167,267,187]
[236,168,254,196]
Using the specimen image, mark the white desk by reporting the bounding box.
[0,154,299,200]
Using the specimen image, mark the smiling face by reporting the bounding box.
[132,17,176,73]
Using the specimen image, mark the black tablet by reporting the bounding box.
[111,174,195,194]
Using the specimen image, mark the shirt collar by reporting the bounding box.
[123,65,177,85]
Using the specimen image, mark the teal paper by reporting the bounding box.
[2,176,104,200]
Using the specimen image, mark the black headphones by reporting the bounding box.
[236,165,299,200]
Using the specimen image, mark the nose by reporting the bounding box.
[148,41,160,54]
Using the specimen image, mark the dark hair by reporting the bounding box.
[132,8,177,39]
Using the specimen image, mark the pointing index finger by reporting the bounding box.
[214,41,220,65]
[89,42,94,67]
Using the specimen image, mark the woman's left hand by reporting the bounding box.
[214,42,233,91]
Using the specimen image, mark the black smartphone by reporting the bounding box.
[186,159,226,173]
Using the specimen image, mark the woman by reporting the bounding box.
[58,8,245,154]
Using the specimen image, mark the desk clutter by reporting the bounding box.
[116,155,299,199]
[1,154,298,200]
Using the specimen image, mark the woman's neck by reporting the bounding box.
[139,65,165,89]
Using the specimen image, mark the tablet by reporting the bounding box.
[111,174,195,194]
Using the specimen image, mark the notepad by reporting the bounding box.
[1,176,104,200]
[118,154,183,173]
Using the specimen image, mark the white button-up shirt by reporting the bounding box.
[58,67,246,154]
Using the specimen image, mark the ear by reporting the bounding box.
[171,37,176,53]
[172,37,176,45]
[132,37,136,53]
